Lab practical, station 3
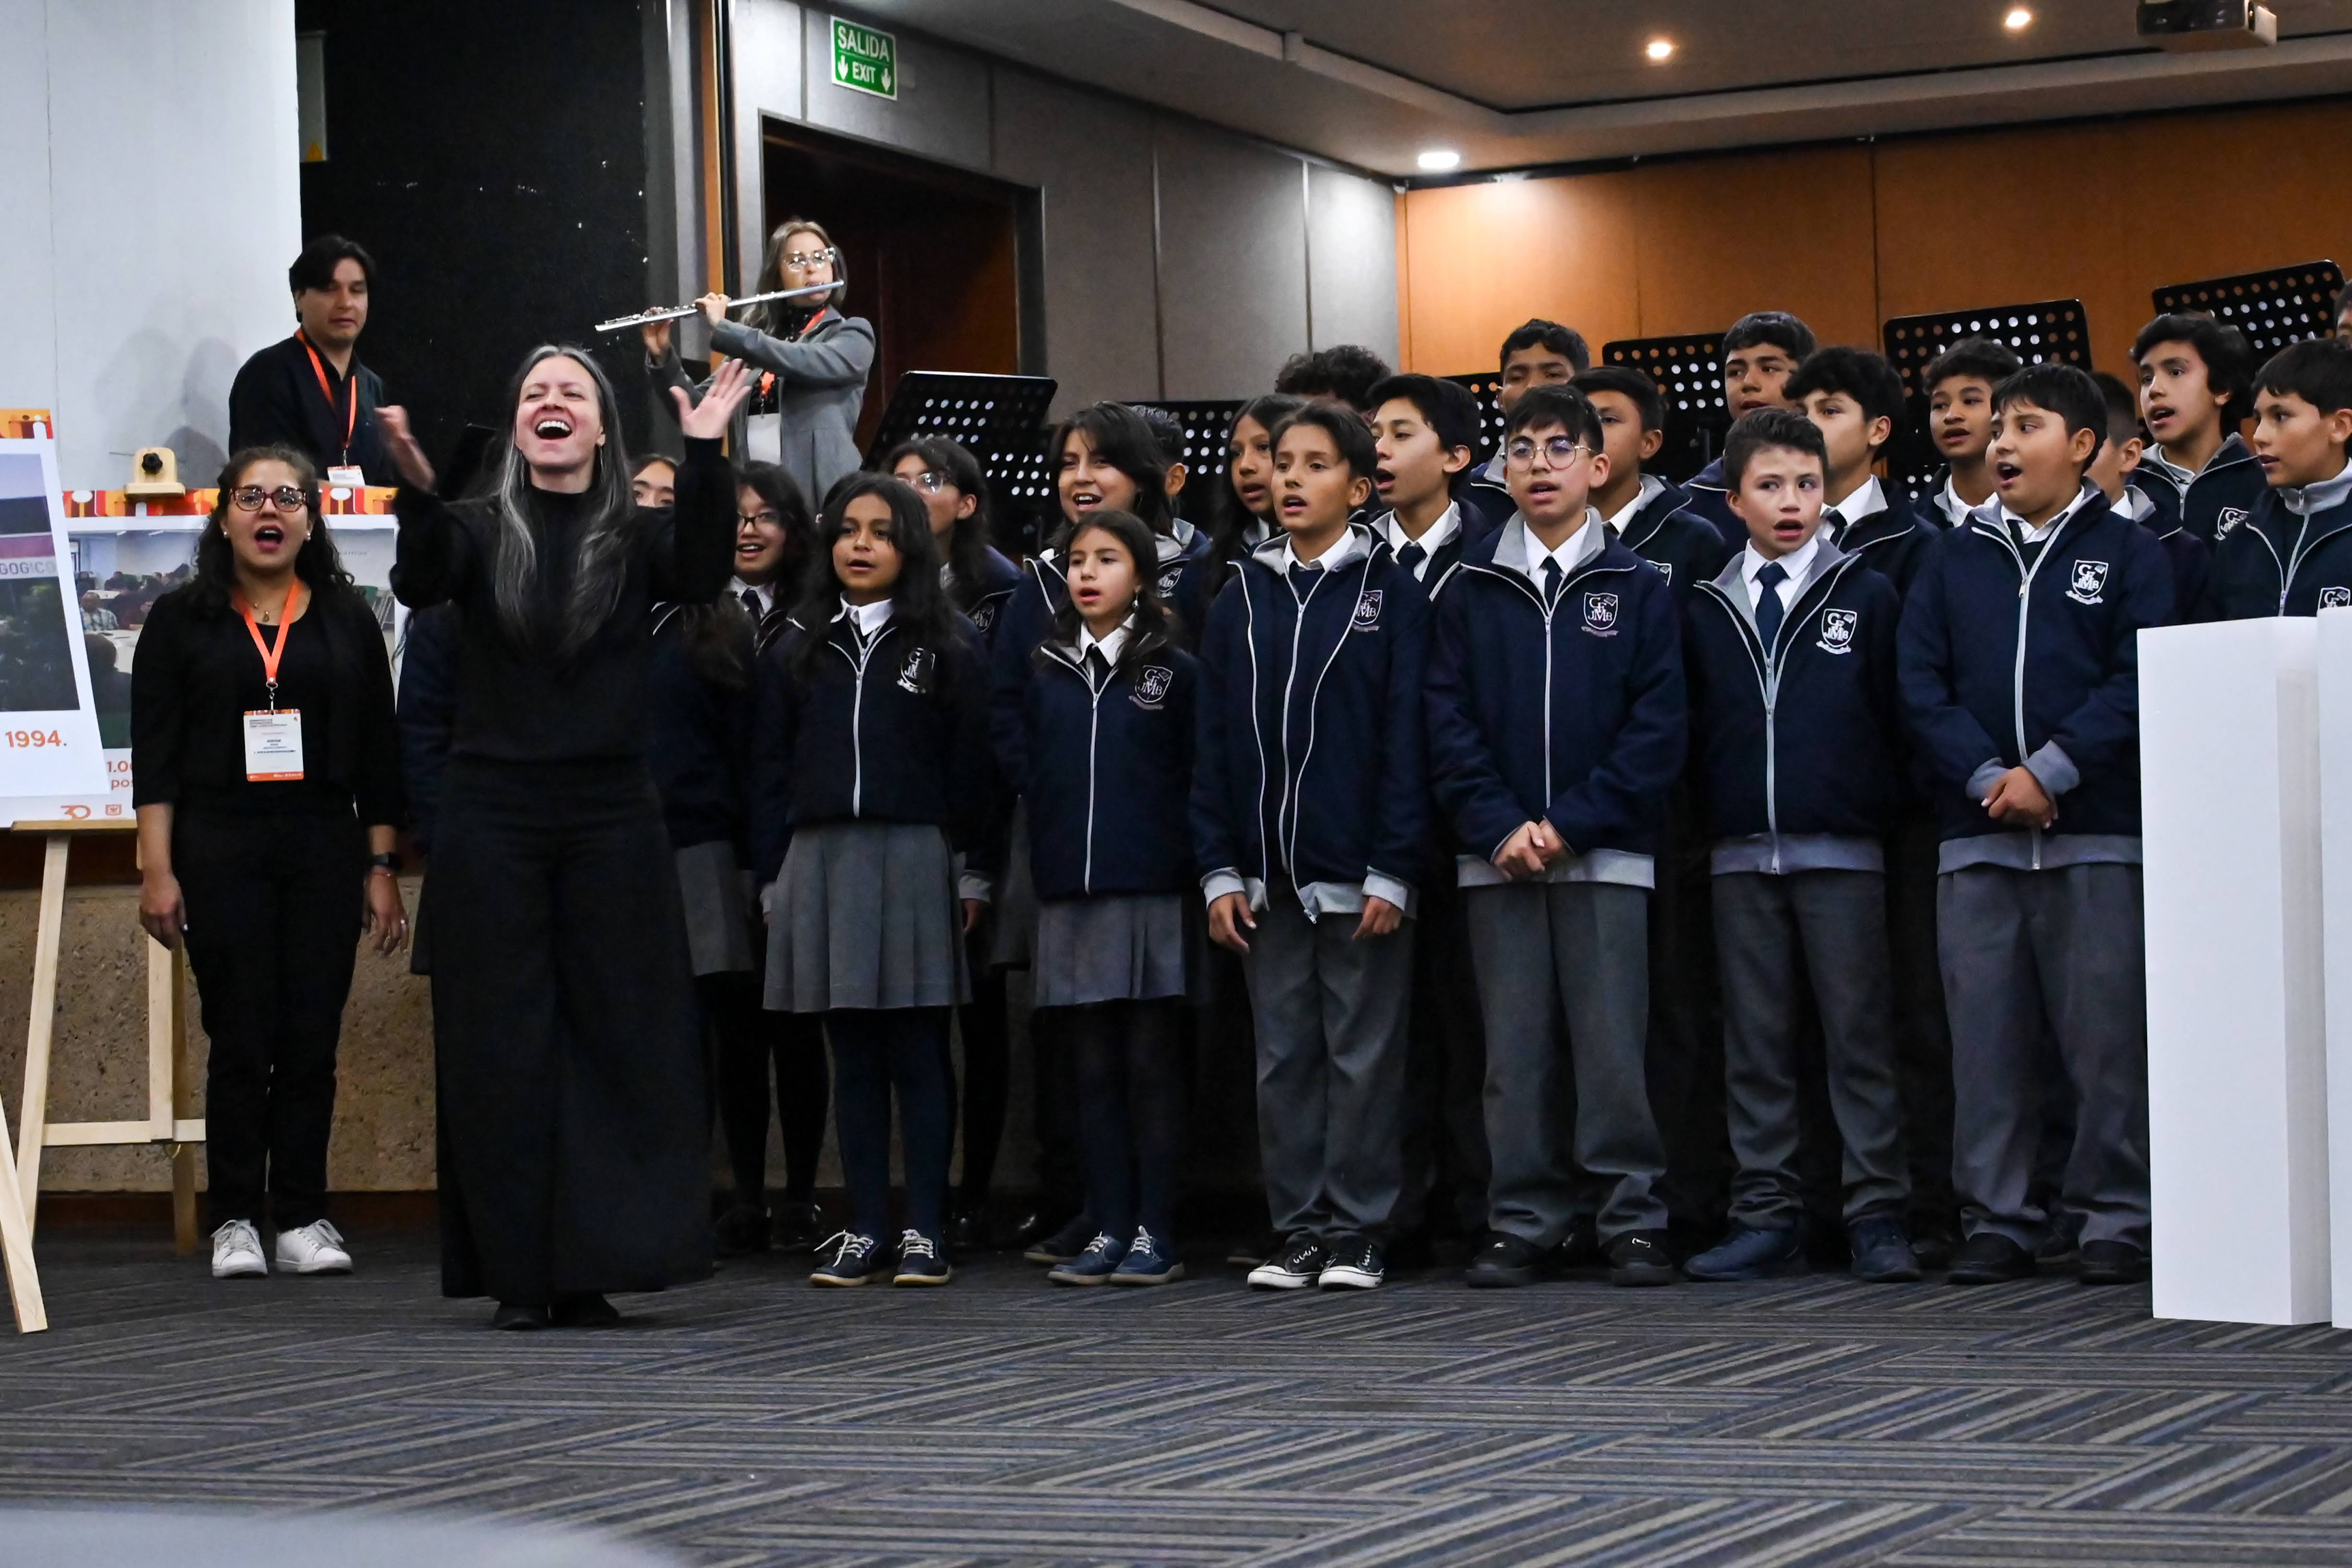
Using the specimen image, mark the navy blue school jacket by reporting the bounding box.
[2127,488,2213,626]
[957,545,1022,651]
[988,521,1219,773]
[1678,457,1746,550]
[1836,486,1941,600]
[1190,526,1431,905]
[1460,462,1518,538]
[1424,518,1686,863]
[2137,435,2267,545]
[647,602,752,853]
[1014,631,1199,900]
[1897,490,2174,849]
[1372,501,1495,590]
[1686,546,1905,851]
[749,611,1000,883]
[1617,482,1731,609]
[396,603,458,856]
[2201,487,2352,620]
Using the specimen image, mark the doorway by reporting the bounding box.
[759,124,1037,453]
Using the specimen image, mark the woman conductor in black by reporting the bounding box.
[377,349,750,1329]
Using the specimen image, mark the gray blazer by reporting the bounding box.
[652,310,875,508]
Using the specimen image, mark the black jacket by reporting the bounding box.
[2202,488,2352,620]
[227,334,393,486]
[2137,435,2267,545]
[131,578,403,826]
[749,612,998,882]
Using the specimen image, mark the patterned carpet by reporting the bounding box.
[4,1227,2352,1566]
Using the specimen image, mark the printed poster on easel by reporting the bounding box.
[0,412,108,813]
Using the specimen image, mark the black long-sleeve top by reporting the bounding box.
[130,581,404,825]
[394,603,459,853]
[389,438,735,763]
[226,335,393,486]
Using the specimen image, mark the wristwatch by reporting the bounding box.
[368,851,404,875]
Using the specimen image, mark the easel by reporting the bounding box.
[2,819,205,1335]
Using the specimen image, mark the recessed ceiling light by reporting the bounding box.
[1646,36,1676,61]
[1417,148,1461,171]
[2003,6,2033,29]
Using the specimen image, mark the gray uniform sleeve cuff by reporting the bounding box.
[1966,760,2009,803]
[2022,740,2079,799]
[958,874,992,904]
[1201,869,1248,907]
[1362,870,1418,917]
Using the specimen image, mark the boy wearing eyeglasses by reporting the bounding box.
[1425,384,1687,1288]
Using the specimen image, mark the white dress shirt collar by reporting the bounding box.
[1986,481,2099,544]
[837,596,894,639]
[1603,474,1667,536]
[1381,502,1460,578]
[1824,474,1887,532]
[1075,615,1134,667]
[732,576,776,616]
[1520,511,1606,579]
[1741,535,1820,604]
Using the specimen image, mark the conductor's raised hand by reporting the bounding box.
[375,405,437,490]
[673,358,752,440]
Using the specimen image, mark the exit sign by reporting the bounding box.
[831,17,897,99]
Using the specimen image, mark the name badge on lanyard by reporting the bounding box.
[237,581,308,782]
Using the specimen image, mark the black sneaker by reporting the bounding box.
[1605,1230,1677,1288]
[810,1231,885,1287]
[1947,1232,2036,1286]
[1023,1210,1095,1266]
[2036,1230,2081,1267]
[772,1198,826,1253]
[1911,1229,1958,1272]
[1465,1233,1541,1288]
[1847,1216,1922,1284]
[1318,1235,1385,1290]
[1247,1233,1327,1290]
[893,1229,953,1286]
[2076,1240,2149,1286]
[714,1201,771,1258]
[947,1203,994,1256]
[1552,1214,1603,1269]
[1227,1226,1285,1268]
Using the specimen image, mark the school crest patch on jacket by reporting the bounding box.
[1815,608,1857,654]
[1350,590,1383,631]
[896,647,936,694]
[2217,507,2251,538]
[1157,565,1184,597]
[2324,586,2352,609]
[1131,664,1174,710]
[2067,559,2110,605]
[1582,592,1619,635]
[970,602,997,632]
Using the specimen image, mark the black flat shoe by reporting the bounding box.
[490,1303,550,1331]
[1947,1232,2036,1286]
[551,1293,620,1328]
[2076,1240,2150,1285]
[1606,1231,1678,1288]
[771,1198,826,1253]
[715,1202,772,1258]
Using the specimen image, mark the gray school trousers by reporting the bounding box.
[1713,870,1908,1229]
[1242,893,1415,1240]
[1939,863,2150,1251]
[1466,880,1667,1245]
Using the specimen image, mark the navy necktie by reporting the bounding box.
[1539,556,1563,607]
[1821,509,1846,546]
[1084,646,1111,686]
[1289,564,1322,598]
[1754,560,1790,648]
[1396,539,1427,573]
[741,588,765,620]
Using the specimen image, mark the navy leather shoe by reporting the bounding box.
[1848,1216,1922,1283]
[1683,1223,1806,1282]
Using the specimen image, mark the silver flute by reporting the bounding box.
[594,280,836,334]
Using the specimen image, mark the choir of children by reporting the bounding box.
[715,308,2352,1294]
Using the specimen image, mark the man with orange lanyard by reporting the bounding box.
[229,235,428,490]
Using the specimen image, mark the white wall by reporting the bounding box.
[0,0,300,491]
[714,0,1398,414]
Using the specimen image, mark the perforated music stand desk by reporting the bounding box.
[1603,333,1726,484]
[1881,300,2092,495]
[2155,261,2345,358]
[864,372,1058,554]
[1443,373,1506,463]
[1130,399,1244,490]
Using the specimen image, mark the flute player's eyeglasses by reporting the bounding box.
[783,248,837,270]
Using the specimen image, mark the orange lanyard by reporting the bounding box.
[295,331,357,461]
[235,581,307,710]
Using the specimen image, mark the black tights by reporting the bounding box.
[703,972,828,1206]
[1067,999,1187,1244]
[954,966,1012,1203]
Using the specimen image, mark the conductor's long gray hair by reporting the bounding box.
[490,344,642,655]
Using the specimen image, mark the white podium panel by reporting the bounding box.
[2141,619,2328,1325]
[2316,610,2352,1328]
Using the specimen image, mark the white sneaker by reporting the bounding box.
[273,1219,352,1275]
[211,1219,268,1279]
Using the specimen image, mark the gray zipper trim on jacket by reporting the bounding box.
[1967,513,2083,873]
[829,624,897,818]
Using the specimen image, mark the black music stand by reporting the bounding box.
[1602,333,1726,485]
[1881,300,2091,497]
[1443,372,1507,463]
[1129,399,1246,519]
[863,372,1059,556]
[2154,261,2345,359]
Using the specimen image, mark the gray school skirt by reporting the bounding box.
[1031,892,1202,1008]
[765,820,970,1013]
[675,838,755,977]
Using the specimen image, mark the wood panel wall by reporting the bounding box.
[1398,99,2352,377]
